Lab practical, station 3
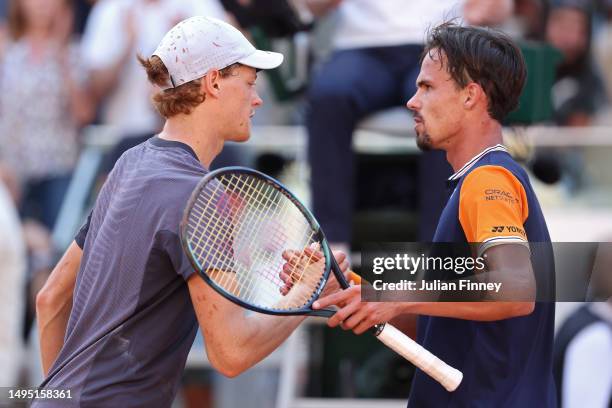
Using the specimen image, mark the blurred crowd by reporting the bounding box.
[0,0,610,406]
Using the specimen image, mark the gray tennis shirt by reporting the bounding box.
[36,137,207,407]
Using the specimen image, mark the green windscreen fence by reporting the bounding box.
[506,42,563,124]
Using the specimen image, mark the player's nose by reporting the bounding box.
[406,94,420,112]
[252,92,263,108]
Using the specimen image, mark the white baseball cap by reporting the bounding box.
[152,16,284,90]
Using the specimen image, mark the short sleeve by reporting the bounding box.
[159,229,235,282]
[75,210,93,249]
[458,166,529,256]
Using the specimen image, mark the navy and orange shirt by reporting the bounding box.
[407,145,557,407]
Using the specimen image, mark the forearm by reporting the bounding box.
[35,242,81,376]
[191,274,307,377]
[236,312,307,368]
[37,296,73,376]
[394,268,534,320]
[201,303,306,377]
[400,300,534,321]
[394,262,535,302]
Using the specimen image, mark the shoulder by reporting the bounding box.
[107,140,205,204]
[458,164,530,244]
[142,140,205,180]
[460,164,527,204]
[146,151,206,216]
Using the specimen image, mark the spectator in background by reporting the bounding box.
[511,0,550,40]
[594,0,612,119]
[0,0,93,230]
[554,303,612,408]
[553,244,612,408]
[0,0,92,355]
[80,0,227,159]
[546,0,608,126]
[0,171,27,388]
[304,0,514,252]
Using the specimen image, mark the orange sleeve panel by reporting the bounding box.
[458,165,529,244]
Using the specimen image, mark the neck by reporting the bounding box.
[445,118,503,173]
[158,110,224,168]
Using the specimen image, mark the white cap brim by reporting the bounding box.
[237,50,284,70]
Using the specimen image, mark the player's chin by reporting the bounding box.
[229,125,252,143]
[235,132,251,143]
[416,133,433,152]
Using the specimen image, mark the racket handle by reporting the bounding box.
[344,271,462,390]
[374,323,463,392]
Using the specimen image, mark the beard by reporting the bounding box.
[416,131,433,151]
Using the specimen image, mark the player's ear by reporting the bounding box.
[203,70,221,98]
[463,82,483,110]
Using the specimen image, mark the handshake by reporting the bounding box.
[278,245,400,335]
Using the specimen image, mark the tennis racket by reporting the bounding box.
[180,166,463,392]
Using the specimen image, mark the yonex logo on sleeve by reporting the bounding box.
[490,225,526,235]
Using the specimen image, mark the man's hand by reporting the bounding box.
[313,286,403,334]
[280,246,349,296]
[280,245,323,295]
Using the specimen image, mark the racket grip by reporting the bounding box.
[374,323,463,392]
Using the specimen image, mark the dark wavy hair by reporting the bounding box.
[423,22,526,122]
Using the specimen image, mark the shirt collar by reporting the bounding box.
[448,144,508,181]
[149,135,199,162]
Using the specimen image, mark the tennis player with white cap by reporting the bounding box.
[35,16,348,406]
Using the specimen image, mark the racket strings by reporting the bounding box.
[224,175,293,295]
[214,175,267,297]
[217,175,324,300]
[189,181,252,298]
[225,177,288,302]
[220,176,324,307]
[215,175,322,307]
[191,177,227,256]
[190,175,254,294]
[186,173,326,311]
